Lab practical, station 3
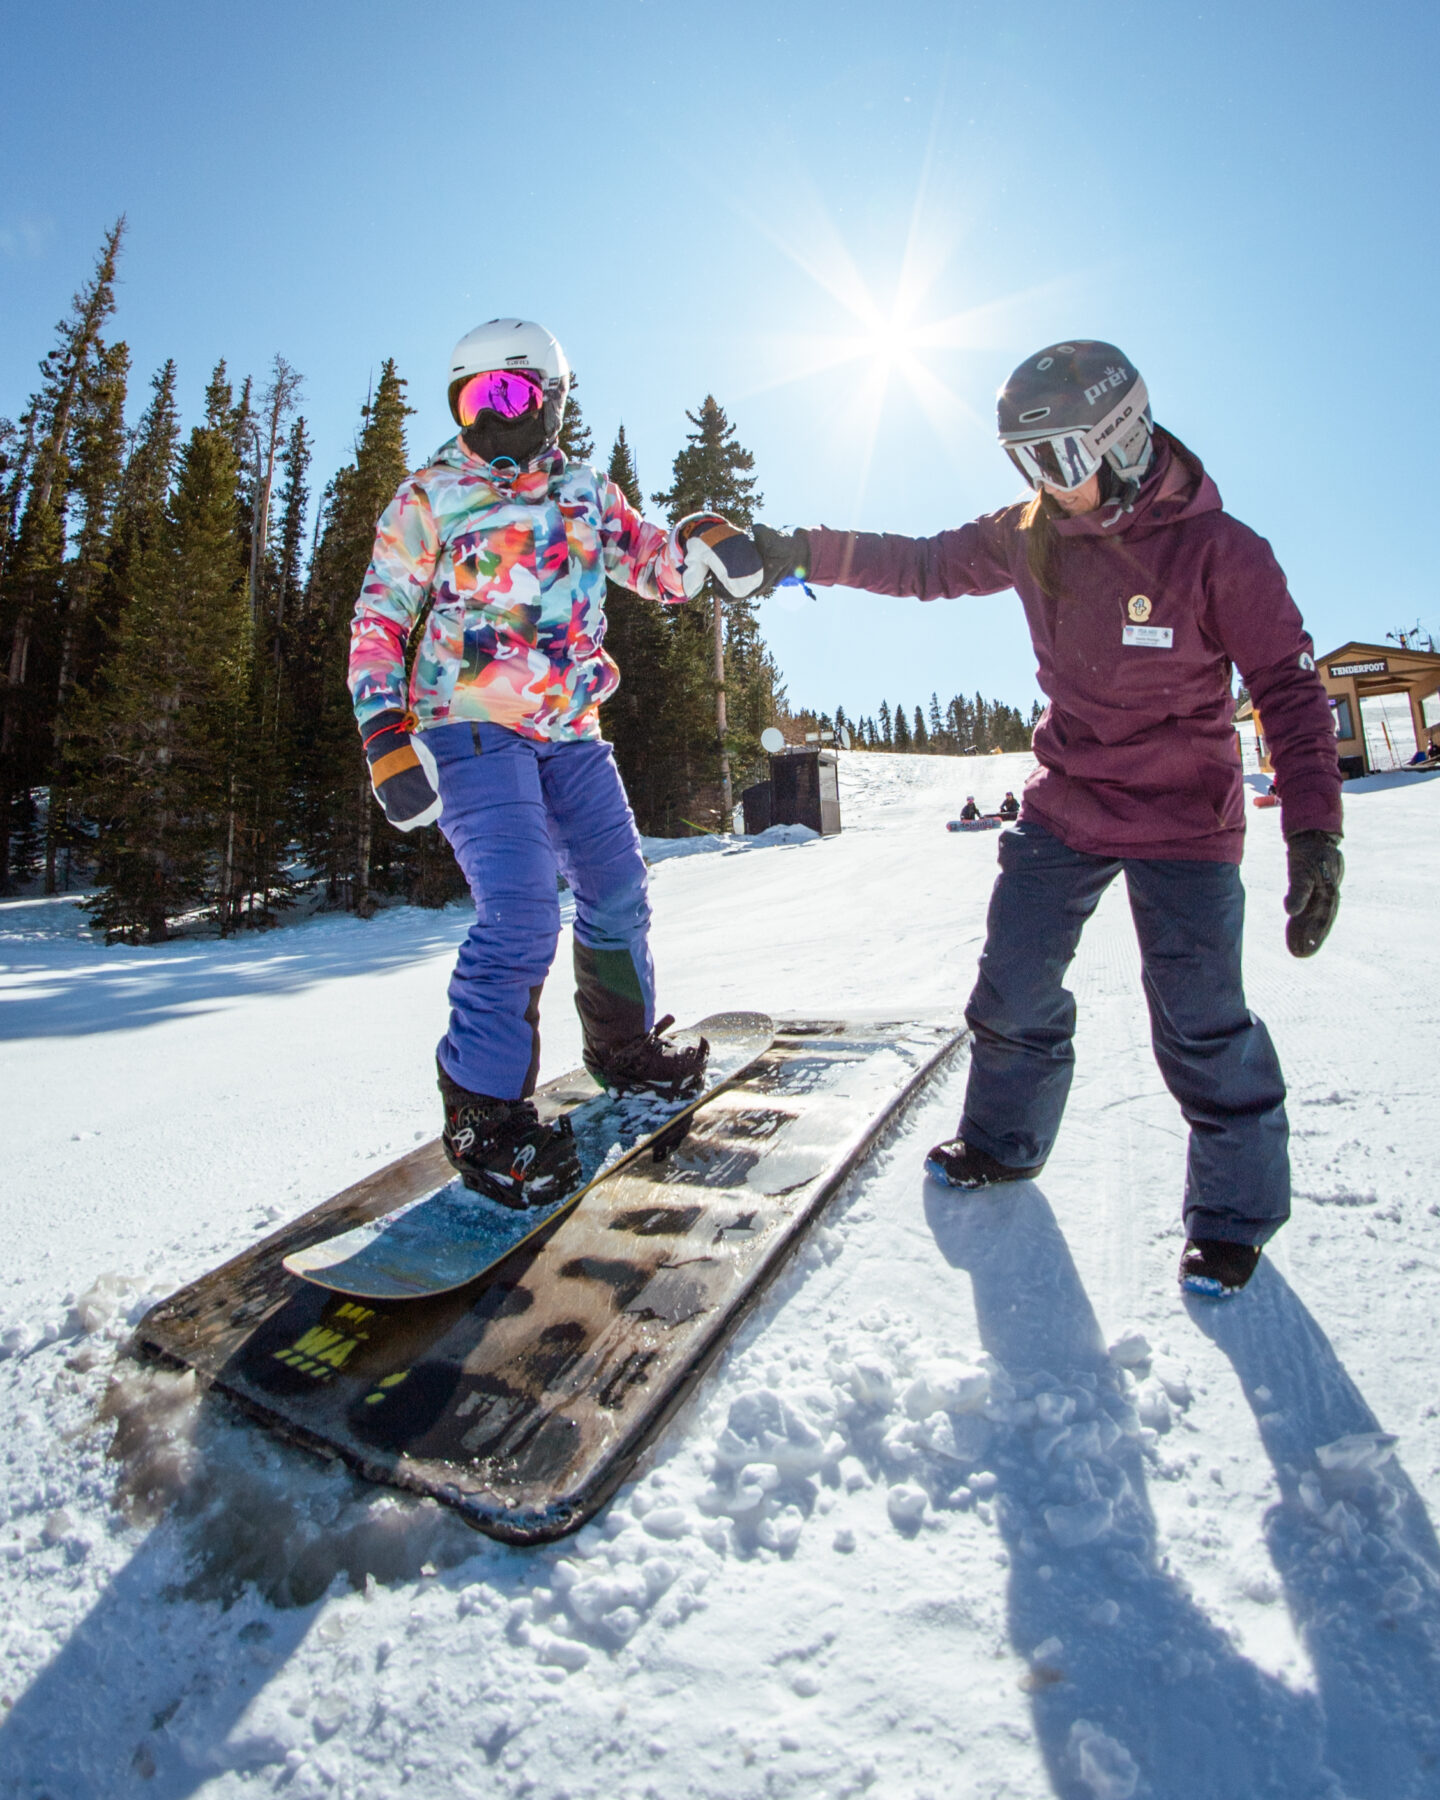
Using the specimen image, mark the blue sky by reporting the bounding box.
[3,0,1435,721]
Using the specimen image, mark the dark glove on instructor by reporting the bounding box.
[1284,829,1343,958]
[751,525,811,594]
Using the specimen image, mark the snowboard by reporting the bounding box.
[1251,792,1280,809]
[947,815,1003,832]
[132,1016,966,1544]
[282,1012,774,1301]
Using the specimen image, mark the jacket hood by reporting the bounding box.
[1053,428,1221,541]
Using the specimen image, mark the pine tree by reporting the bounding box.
[598,427,679,832]
[274,416,312,645]
[45,337,130,889]
[558,373,595,463]
[609,425,641,506]
[79,364,250,941]
[295,360,415,912]
[972,692,990,754]
[652,396,769,826]
[913,704,929,751]
[0,220,125,887]
[893,703,912,752]
[927,692,944,749]
[230,366,306,929]
[878,699,892,748]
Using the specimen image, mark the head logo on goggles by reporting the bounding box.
[455,368,544,427]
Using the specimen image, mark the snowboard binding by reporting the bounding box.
[585,1014,710,1101]
[438,1069,583,1210]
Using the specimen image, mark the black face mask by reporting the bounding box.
[462,406,550,469]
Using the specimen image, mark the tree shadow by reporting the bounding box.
[0,900,473,1040]
[923,1181,1440,1798]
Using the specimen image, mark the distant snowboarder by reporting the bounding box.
[349,319,762,1206]
[960,796,980,822]
[752,340,1344,1296]
[998,791,1020,821]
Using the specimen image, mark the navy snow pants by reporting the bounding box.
[428,723,656,1100]
[960,821,1290,1246]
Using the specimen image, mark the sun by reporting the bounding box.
[722,147,1080,512]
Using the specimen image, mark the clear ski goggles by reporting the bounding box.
[454,367,545,427]
[1004,431,1103,493]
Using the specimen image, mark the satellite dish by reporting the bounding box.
[760,727,785,754]
[838,724,852,750]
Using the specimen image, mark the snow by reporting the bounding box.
[4,750,1440,1798]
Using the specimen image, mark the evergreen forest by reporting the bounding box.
[0,227,1043,941]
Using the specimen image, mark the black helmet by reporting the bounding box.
[997,341,1153,492]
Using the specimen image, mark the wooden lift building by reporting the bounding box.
[1311,641,1440,776]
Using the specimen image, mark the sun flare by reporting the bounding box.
[723,144,1080,513]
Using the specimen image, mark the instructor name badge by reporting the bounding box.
[1127,594,1153,622]
[1122,623,1174,648]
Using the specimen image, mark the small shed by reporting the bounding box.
[768,748,841,836]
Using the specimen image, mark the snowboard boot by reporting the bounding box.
[438,1065,581,1210]
[1179,1238,1261,1298]
[924,1137,1045,1190]
[585,1014,710,1100]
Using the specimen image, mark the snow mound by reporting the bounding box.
[640,823,818,864]
[1068,1719,1140,1798]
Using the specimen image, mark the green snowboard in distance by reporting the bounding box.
[283,1012,774,1302]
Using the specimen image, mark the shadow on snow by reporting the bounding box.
[0,1375,497,1798]
[0,904,471,1041]
[924,1182,1440,1800]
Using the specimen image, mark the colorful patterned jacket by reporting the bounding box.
[349,438,690,741]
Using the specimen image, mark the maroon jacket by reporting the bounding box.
[807,432,1342,861]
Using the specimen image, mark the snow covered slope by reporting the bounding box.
[3,752,1440,1799]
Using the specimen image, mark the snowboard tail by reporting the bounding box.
[132,1017,966,1544]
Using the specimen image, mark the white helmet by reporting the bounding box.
[447,318,569,439]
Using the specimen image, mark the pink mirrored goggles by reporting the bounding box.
[455,367,545,427]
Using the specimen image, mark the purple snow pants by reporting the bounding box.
[427,722,655,1100]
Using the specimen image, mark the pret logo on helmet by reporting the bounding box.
[1084,365,1131,407]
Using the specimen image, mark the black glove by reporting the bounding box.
[751,525,811,594]
[361,710,442,831]
[1284,829,1343,958]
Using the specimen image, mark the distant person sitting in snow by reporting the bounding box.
[998,791,1020,821]
[349,319,762,1206]
[750,339,1344,1298]
[960,797,980,821]
[1408,731,1440,765]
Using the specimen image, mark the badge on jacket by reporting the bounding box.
[1127,594,1152,622]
